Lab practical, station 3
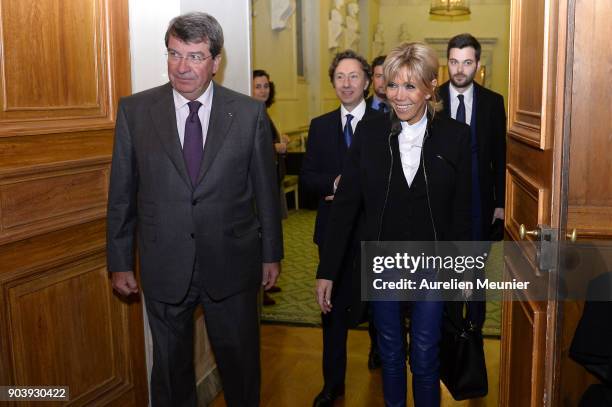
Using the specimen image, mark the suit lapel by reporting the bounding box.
[441,83,451,117]
[196,83,234,185]
[473,83,486,152]
[364,104,380,120]
[334,109,346,163]
[149,84,192,189]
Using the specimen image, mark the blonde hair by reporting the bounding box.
[383,42,442,115]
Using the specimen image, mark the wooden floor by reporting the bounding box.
[210,324,500,407]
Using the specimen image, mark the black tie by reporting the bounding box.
[379,102,388,113]
[456,94,466,124]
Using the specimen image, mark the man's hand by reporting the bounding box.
[325,175,343,201]
[262,262,281,290]
[333,175,342,193]
[492,207,505,223]
[316,279,334,314]
[111,271,139,297]
[274,142,287,154]
[274,134,291,154]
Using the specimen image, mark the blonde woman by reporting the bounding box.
[316,43,472,406]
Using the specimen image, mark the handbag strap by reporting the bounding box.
[444,301,478,333]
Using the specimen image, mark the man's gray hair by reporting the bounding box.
[165,12,224,57]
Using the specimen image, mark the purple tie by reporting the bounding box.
[183,101,203,185]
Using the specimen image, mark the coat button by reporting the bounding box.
[190,233,195,239]
[192,200,197,206]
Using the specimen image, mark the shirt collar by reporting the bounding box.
[173,81,214,110]
[341,98,367,121]
[371,95,387,110]
[400,109,428,134]
[449,82,474,106]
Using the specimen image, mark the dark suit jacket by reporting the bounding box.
[300,105,381,246]
[106,82,283,303]
[365,95,387,112]
[317,113,472,281]
[439,81,506,238]
[301,105,382,326]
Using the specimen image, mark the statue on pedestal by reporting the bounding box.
[398,23,411,44]
[372,23,385,57]
[344,2,360,50]
[270,0,295,31]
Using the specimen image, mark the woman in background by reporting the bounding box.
[252,69,289,305]
[316,43,472,406]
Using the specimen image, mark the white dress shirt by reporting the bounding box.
[398,110,428,187]
[173,82,214,148]
[449,82,474,126]
[340,98,367,133]
[333,99,367,192]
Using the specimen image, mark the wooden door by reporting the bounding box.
[0,1,148,406]
[500,0,612,405]
[557,0,612,404]
[500,0,568,405]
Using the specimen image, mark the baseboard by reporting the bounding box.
[197,366,222,406]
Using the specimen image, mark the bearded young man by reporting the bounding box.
[439,33,507,327]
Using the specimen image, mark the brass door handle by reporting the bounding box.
[519,224,540,240]
[566,228,577,242]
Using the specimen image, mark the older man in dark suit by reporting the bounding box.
[301,50,382,407]
[439,33,506,327]
[106,12,282,407]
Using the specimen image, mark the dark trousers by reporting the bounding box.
[319,245,352,391]
[372,300,444,407]
[321,283,350,391]
[318,244,377,391]
[145,267,260,407]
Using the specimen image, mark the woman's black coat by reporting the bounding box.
[317,112,472,282]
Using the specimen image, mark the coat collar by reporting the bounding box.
[440,80,482,122]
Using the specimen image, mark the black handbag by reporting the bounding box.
[439,302,488,400]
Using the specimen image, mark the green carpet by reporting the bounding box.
[261,210,501,336]
[261,210,321,325]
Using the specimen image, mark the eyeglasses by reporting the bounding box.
[166,50,213,65]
